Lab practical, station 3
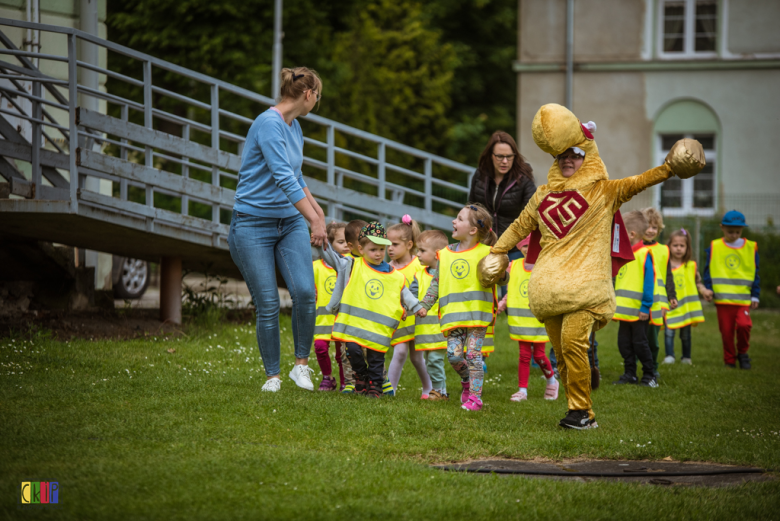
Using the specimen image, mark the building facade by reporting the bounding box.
[515,0,780,227]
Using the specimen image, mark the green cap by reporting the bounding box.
[359,221,391,246]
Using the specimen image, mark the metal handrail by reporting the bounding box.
[0,17,475,239]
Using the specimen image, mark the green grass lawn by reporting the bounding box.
[2,307,779,519]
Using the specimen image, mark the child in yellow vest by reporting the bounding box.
[322,222,423,397]
[702,210,760,369]
[385,216,432,398]
[409,230,450,400]
[417,204,508,411]
[612,211,658,387]
[641,207,678,377]
[497,235,558,401]
[313,221,350,391]
[663,228,706,365]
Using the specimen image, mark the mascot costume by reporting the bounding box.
[479,103,704,429]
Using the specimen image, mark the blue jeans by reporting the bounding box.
[228,211,316,377]
[664,325,692,360]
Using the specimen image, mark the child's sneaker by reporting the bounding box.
[461,395,483,411]
[354,378,367,396]
[420,393,430,400]
[639,375,659,388]
[341,383,355,394]
[382,377,395,396]
[663,356,675,364]
[559,409,597,430]
[460,381,470,404]
[510,390,527,402]
[318,376,337,391]
[681,357,692,365]
[428,389,449,401]
[367,381,382,398]
[737,353,752,370]
[544,379,559,400]
[612,373,638,385]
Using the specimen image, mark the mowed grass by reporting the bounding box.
[1,307,779,520]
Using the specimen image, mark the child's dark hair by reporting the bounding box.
[623,210,649,238]
[326,221,347,244]
[345,219,368,246]
[387,215,421,255]
[417,230,448,252]
[667,228,693,264]
[464,204,498,246]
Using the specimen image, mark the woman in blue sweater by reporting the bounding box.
[229,67,327,393]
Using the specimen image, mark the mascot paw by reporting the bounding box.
[477,253,509,288]
[665,138,706,179]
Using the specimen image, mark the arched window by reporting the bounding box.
[653,99,719,217]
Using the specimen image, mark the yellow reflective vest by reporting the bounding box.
[665,260,705,329]
[392,256,422,345]
[647,243,670,326]
[313,259,338,340]
[437,243,495,332]
[414,268,446,351]
[710,239,757,306]
[483,324,495,354]
[332,258,406,353]
[613,246,652,322]
[507,260,549,342]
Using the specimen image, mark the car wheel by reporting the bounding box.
[113,258,150,299]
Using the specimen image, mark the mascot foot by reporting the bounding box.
[559,410,598,430]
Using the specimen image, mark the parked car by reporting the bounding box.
[112,256,150,299]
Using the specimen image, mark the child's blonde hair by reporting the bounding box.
[417,230,448,252]
[387,215,421,255]
[345,219,368,246]
[667,228,693,264]
[641,207,665,232]
[463,204,498,246]
[326,221,347,244]
[623,210,649,237]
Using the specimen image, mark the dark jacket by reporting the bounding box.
[468,169,536,251]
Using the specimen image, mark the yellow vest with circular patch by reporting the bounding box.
[392,256,422,345]
[665,261,705,329]
[332,258,406,353]
[507,260,549,342]
[710,239,756,306]
[313,259,337,340]
[437,243,495,331]
[414,268,446,351]
[614,247,651,322]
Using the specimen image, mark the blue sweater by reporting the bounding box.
[234,109,307,218]
[640,254,654,315]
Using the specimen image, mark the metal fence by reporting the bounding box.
[0,18,475,248]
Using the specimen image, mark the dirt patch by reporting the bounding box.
[434,459,773,487]
[0,308,255,341]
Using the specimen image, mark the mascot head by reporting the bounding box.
[532,103,608,190]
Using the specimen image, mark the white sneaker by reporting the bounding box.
[681,358,692,365]
[662,356,675,364]
[288,364,314,391]
[261,378,281,392]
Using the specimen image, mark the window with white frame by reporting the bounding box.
[658,134,716,216]
[660,0,718,57]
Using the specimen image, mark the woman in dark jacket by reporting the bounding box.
[468,131,535,259]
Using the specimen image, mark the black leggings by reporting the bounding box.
[617,320,655,379]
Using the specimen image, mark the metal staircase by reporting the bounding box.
[0,18,474,319]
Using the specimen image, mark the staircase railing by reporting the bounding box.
[0,18,473,245]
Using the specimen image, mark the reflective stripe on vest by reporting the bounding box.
[437,243,495,331]
[648,243,670,325]
[392,257,422,344]
[665,261,705,329]
[313,260,337,340]
[613,247,650,322]
[710,239,756,306]
[332,258,406,353]
[506,260,549,342]
[483,324,495,354]
[414,269,446,351]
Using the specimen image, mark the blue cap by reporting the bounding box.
[721,210,747,227]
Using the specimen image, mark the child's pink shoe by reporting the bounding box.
[461,395,483,411]
[318,377,337,391]
[421,393,430,400]
[460,381,470,404]
[544,379,559,400]
[510,390,527,402]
